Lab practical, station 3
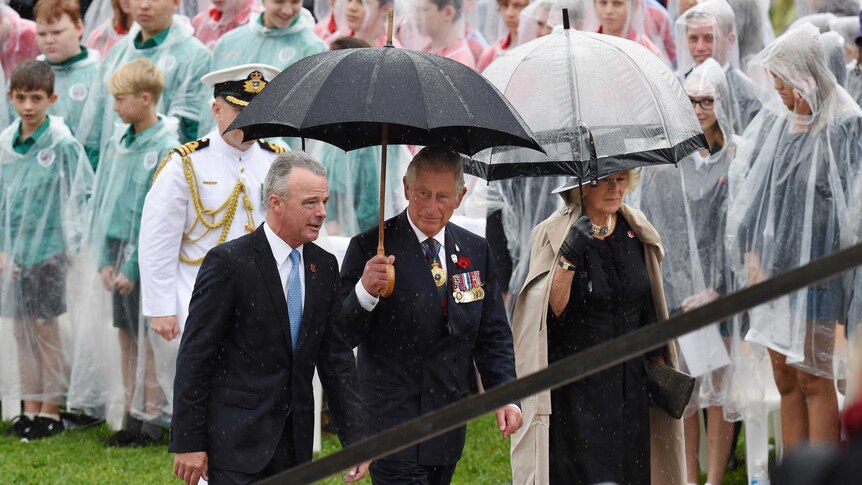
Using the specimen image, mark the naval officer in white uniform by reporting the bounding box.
[140,63,286,342]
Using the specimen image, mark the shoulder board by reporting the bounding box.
[257,139,287,154]
[172,138,210,158]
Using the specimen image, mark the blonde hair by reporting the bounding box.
[108,59,164,102]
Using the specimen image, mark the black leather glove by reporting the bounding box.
[560,215,593,263]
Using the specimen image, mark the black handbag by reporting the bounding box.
[646,360,695,420]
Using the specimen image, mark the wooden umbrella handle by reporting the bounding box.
[378,122,395,297]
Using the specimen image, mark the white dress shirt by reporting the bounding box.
[263,221,306,304]
[355,211,446,311]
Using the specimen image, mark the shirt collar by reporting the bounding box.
[46,47,89,67]
[405,210,445,248]
[134,27,170,49]
[121,117,163,148]
[263,221,303,266]
[13,117,51,154]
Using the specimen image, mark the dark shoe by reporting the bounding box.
[127,432,162,447]
[104,429,141,447]
[2,415,32,437]
[20,416,64,442]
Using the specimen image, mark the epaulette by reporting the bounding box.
[257,139,287,154]
[172,137,210,157]
[150,138,210,186]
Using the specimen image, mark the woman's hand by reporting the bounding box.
[744,252,764,284]
[560,215,593,263]
[100,265,116,291]
[680,288,720,312]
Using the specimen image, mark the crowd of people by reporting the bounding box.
[2,0,862,483]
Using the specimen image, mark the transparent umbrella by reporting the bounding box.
[468,12,706,195]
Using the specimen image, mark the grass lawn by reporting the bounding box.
[0,413,757,484]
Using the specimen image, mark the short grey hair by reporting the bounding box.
[263,151,327,200]
[405,146,465,192]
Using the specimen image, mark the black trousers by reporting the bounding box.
[370,458,457,485]
[208,420,297,485]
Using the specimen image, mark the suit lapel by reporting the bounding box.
[444,225,468,337]
[391,212,444,326]
[295,244,319,353]
[252,227,294,356]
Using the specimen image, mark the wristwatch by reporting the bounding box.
[558,258,576,272]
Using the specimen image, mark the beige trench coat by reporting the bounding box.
[509,202,686,485]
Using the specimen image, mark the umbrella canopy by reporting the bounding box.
[468,24,707,181]
[226,46,543,156]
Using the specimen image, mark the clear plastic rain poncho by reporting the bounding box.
[516,0,585,45]
[725,0,774,73]
[315,0,337,39]
[827,15,859,63]
[329,0,397,46]
[0,117,94,407]
[192,0,258,50]
[641,58,739,413]
[794,0,860,18]
[198,9,326,142]
[65,117,180,423]
[397,0,476,68]
[643,0,677,64]
[311,143,411,237]
[666,0,697,21]
[470,0,505,46]
[78,15,211,159]
[43,49,102,154]
[790,13,839,33]
[848,58,862,107]
[726,23,862,378]
[674,0,762,133]
[582,0,669,64]
[822,30,848,86]
[0,4,39,81]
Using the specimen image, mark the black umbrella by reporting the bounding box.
[227,14,543,296]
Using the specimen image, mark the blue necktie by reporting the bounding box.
[287,249,303,352]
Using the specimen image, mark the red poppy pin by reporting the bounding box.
[310,263,316,273]
[457,256,470,268]
[719,176,728,185]
[627,230,635,238]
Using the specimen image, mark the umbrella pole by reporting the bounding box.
[578,179,584,216]
[378,122,395,297]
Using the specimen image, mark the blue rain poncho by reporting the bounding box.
[65,116,180,422]
[78,15,210,161]
[42,47,102,162]
[0,116,94,404]
[727,24,862,378]
[197,9,326,142]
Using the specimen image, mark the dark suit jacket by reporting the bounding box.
[339,211,517,466]
[170,225,363,474]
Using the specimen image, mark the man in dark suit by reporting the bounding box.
[169,152,368,485]
[339,146,523,484]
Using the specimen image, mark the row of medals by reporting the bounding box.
[432,261,485,304]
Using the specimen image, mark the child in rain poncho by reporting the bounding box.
[78,5,210,163]
[674,0,762,133]
[398,0,478,68]
[65,59,181,447]
[475,0,529,72]
[0,4,40,82]
[191,0,257,50]
[583,0,667,65]
[641,58,743,485]
[199,0,325,141]
[34,0,102,165]
[84,0,132,58]
[0,61,93,442]
[325,0,399,47]
[727,22,862,450]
